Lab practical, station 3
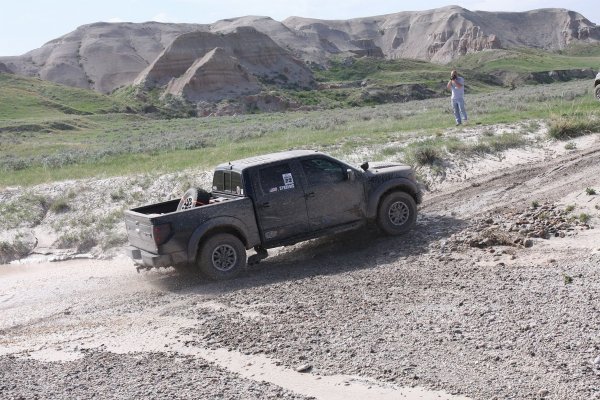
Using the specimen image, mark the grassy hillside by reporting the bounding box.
[453,47,600,74]
[0,73,131,120]
[1,44,599,187]
[1,79,598,187]
[298,47,599,109]
[311,57,497,93]
[316,46,600,88]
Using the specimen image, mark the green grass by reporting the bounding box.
[2,79,599,187]
[312,57,496,96]
[554,42,600,57]
[453,47,600,74]
[400,130,528,167]
[0,73,131,120]
[315,57,448,83]
[548,112,600,139]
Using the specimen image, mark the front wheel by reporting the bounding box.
[377,191,417,235]
[595,84,600,101]
[197,233,246,280]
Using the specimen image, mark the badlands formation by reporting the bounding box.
[0,6,598,101]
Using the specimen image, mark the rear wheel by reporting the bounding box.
[377,191,417,235]
[197,233,246,280]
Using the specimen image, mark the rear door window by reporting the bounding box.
[258,163,297,194]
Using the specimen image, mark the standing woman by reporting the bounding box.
[447,70,468,125]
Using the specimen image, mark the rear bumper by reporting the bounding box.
[126,246,172,270]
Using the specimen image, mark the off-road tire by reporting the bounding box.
[595,84,600,101]
[197,233,246,280]
[377,191,417,235]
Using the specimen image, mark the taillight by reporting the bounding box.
[152,223,172,246]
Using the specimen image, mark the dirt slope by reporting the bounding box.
[1,136,599,399]
[426,143,600,216]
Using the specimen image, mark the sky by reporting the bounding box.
[1,0,598,56]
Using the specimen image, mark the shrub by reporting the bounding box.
[484,132,526,152]
[50,198,71,213]
[110,189,126,201]
[563,274,573,285]
[100,233,128,250]
[0,194,48,229]
[579,213,591,224]
[548,115,600,140]
[410,145,442,165]
[585,187,597,195]
[56,230,97,252]
[0,239,33,264]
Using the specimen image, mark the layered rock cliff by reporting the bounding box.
[163,47,261,101]
[0,6,598,95]
[0,22,204,93]
[283,6,600,63]
[135,27,313,91]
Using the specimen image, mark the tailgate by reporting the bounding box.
[124,210,158,253]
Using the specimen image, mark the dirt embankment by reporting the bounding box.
[1,131,600,399]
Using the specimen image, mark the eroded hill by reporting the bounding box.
[0,6,598,97]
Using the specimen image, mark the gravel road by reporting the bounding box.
[1,140,600,400]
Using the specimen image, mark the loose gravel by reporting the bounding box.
[0,351,312,400]
[1,136,599,400]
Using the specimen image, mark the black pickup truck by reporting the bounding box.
[125,150,422,279]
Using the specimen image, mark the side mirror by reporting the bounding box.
[346,169,356,181]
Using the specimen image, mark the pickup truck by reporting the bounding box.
[125,150,422,280]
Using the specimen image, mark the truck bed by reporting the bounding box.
[124,194,259,268]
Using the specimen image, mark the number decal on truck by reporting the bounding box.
[279,173,295,190]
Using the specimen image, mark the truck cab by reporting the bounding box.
[236,151,366,246]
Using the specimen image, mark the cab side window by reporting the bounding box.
[258,164,297,194]
[301,158,345,186]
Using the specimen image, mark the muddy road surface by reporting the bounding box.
[2,141,600,400]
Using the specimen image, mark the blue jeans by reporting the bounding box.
[452,97,467,124]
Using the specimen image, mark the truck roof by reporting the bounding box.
[216,150,323,171]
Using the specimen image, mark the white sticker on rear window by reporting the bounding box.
[282,173,294,185]
[279,173,295,190]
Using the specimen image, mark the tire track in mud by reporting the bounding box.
[422,143,600,218]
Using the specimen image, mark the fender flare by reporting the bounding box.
[366,178,420,219]
[186,216,259,263]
